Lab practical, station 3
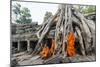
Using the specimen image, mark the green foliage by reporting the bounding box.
[13,3,21,19]
[43,11,53,22]
[80,6,96,14]
[13,3,32,24]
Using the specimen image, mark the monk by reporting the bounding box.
[66,32,75,57]
[39,44,49,58]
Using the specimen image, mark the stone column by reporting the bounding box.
[18,40,20,51]
[27,40,30,52]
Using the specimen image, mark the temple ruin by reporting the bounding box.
[11,4,96,65]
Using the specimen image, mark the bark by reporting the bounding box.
[84,19,95,52]
[62,5,67,58]
[54,5,65,55]
[36,16,52,38]
[72,7,92,54]
[75,27,86,55]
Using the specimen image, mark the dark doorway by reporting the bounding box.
[20,41,27,51]
[30,40,37,50]
[12,42,18,54]
[12,42,18,48]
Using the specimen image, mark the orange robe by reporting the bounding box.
[40,46,49,58]
[66,32,75,57]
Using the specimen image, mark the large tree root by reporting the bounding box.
[32,4,95,58]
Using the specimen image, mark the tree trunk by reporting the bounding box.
[32,9,60,55]
[32,4,95,57]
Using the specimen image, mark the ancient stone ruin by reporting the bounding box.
[11,4,96,65]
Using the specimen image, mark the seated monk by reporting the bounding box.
[39,44,50,58]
